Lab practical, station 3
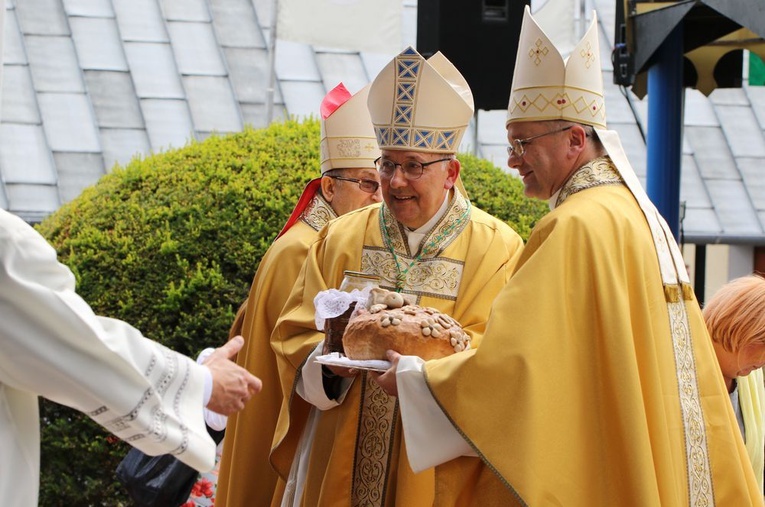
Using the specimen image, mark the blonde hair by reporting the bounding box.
[702,274,765,352]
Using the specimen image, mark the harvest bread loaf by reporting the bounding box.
[342,288,471,360]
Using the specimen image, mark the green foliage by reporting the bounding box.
[34,118,546,505]
[458,152,547,240]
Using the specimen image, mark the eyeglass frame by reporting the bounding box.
[325,174,380,194]
[506,125,574,158]
[374,156,453,180]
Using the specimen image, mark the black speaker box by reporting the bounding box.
[417,0,529,111]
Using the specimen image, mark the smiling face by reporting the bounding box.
[379,150,459,229]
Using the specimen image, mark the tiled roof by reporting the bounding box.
[2,0,764,245]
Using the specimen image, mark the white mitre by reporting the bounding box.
[320,83,380,173]
[507,6,606,129]
[367,47,474,154]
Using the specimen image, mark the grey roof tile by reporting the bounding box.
[162,0,211,22]
[70,17,128,71]
[37,92,101,152]
[124,42,185,98]
[62,0,114,17]
[683,207,721,236]
[716,105,765,158]
[99,128,151,170]
[53,152,106,203]
[83,70,144,128]
[16,0,70,36]
[0,124,55,183]
[209,0,265,48]
[1,66,41,123]
[167,21,227,76]
[275,40,321,81]
[5,183,60,216]
[184,75,242,133]
[241,102,286,129]
[679,154,711,208]
[738,157,765,211]
[316,52,368,94]
[709,87,749,106]
[685,126,738,179]
[747,85,765,130]
[140,98,196,151]
[223,47,275,104]
[279,80,325,120]
[112,0,169,42]
[25,35,85,92]
[708,179,762,235]
[684,88,719,127]
[4,9,28,65]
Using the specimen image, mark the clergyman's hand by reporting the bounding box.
[371,350,401,397]
[203,335,262,415]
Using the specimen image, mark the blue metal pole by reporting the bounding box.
[646,23,684,241]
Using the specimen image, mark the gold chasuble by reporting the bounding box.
[272,188,524,506]
[216,195,337,507]
[424,158,762,506]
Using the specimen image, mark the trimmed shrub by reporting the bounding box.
[34,118,547,505]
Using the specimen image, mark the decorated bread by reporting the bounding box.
[342,288,471,360]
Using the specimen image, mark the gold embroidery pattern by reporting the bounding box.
[555,156,623,206]
[529,38,549,65]
[300,194,337,232]
[667,297,714,506]
[352,373,398,507]
[362,248,462,300]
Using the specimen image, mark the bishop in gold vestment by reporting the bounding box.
[378,8,762,506]
[216,83,381,506]
[271,47,525,507]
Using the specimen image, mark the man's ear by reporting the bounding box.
[569,124,588,153]
[320,175,334,202]
[444,158,460,190]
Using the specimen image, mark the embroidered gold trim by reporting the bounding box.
[352,374,398,507]
[361,248,463,300]
[555,156,623,207]
[299,194,337,232]
[667,297,713,505]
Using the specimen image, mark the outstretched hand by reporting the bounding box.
[203,335,262,415]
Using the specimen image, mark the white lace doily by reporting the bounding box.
[313,286,373,331]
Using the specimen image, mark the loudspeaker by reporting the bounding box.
[417,0,529,111]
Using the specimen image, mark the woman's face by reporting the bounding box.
[714,341,765,382]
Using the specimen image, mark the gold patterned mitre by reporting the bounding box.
[368,46,474,153]
[320,82,380,174]
[507,6,606,129]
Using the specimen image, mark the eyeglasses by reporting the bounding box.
[326,175,380,194]
[507,125,573,158]
[374,157,452,180]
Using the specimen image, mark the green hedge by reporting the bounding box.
[34,118,547,505]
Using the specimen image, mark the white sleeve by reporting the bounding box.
[397,356,476,472]
[296,342,354,409]
[0,211,216,472]
[197,348,227,431]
